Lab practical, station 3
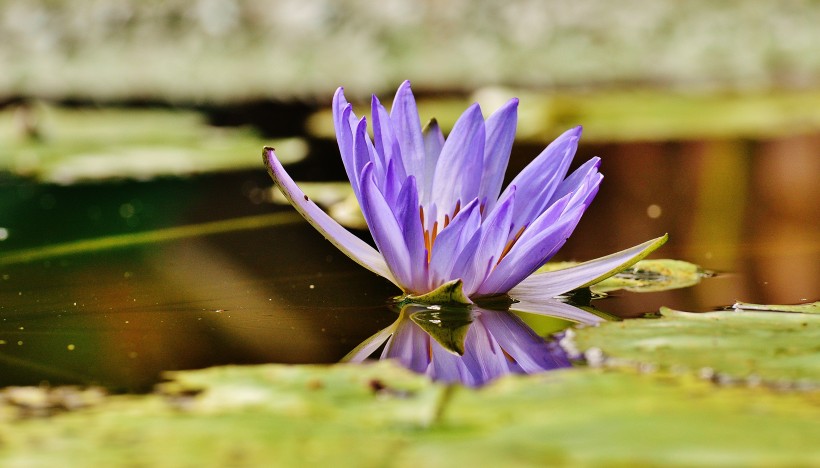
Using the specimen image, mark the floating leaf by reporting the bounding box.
[0,106,307,183]
[574,307,820,385]
[733,301,820,315]
[591,259,709,293]
[0,362,817,466]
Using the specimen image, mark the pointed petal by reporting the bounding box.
[550,156,601,205]
[428,199,480,286]
[477,205,584,296]
[430,103,485,216]
[390,81,426,184]
[359,163,415,290]
[480,98,518,214]
[496,126,581,228]
[423,119,445,164]
[466,188,515,292]
[333,103,360,198]
[263,147,396,285]
[371,95,406,181]
[509,234,669,300]
[394,176,428,291]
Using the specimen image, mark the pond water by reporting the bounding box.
[0,132,817,392]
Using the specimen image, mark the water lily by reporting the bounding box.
[264,81,666,307]
[343,301,603,387]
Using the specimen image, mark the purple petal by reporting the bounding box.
[428,199,481,287]
[464,188,515,293]
[430,103,486,217]
[476,205,585,296]
[479,98,518,214]
[353,117,375,183]
[509,234,670,300]
[372,95,407,182]
[422,119,445,201]
[390,81,426,185]
[495,126,581,228]
[359,163,415,291]
[394,176,429,292]
[549,156,601,205]
[263,147,396,285]
[333,103,360,198]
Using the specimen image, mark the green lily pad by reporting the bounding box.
[537,259,707,294]
[591,259,709,293]
[733,301,820,314]
[0,362,817,466]
[0,105,306,183]
[574,307,820,385]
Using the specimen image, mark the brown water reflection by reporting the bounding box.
[0,134,817,390]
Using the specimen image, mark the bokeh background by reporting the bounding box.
[0,0,818,390]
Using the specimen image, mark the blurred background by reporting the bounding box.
[0,0,818,390]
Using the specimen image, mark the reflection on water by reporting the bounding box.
[0,134,818,391]
[345,300,604,387]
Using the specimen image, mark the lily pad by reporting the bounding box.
[574,307,820,385]
[0,362,817,466]
[0,105,306,183]
[538,259,707,294]
[591,259,709,293]
[733,301,820,314]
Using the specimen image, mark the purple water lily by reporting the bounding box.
[264,81,666,306]
[343,301,603,387]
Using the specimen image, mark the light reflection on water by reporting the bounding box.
[0,136,818,390]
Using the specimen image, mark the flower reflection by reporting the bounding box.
[344,300,604,387]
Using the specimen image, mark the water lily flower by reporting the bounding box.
[343,301,602,387]
[264,81,666,307]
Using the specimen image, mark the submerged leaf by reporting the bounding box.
[574,307,820,385]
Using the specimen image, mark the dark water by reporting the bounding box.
[0,136,818,391]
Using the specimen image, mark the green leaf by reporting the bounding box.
[0,362,818,466]
[574,307,820,385]
[404,279,472,305]
[733,301,820,314]
[0,106,307,182]
[591,259,709,293]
